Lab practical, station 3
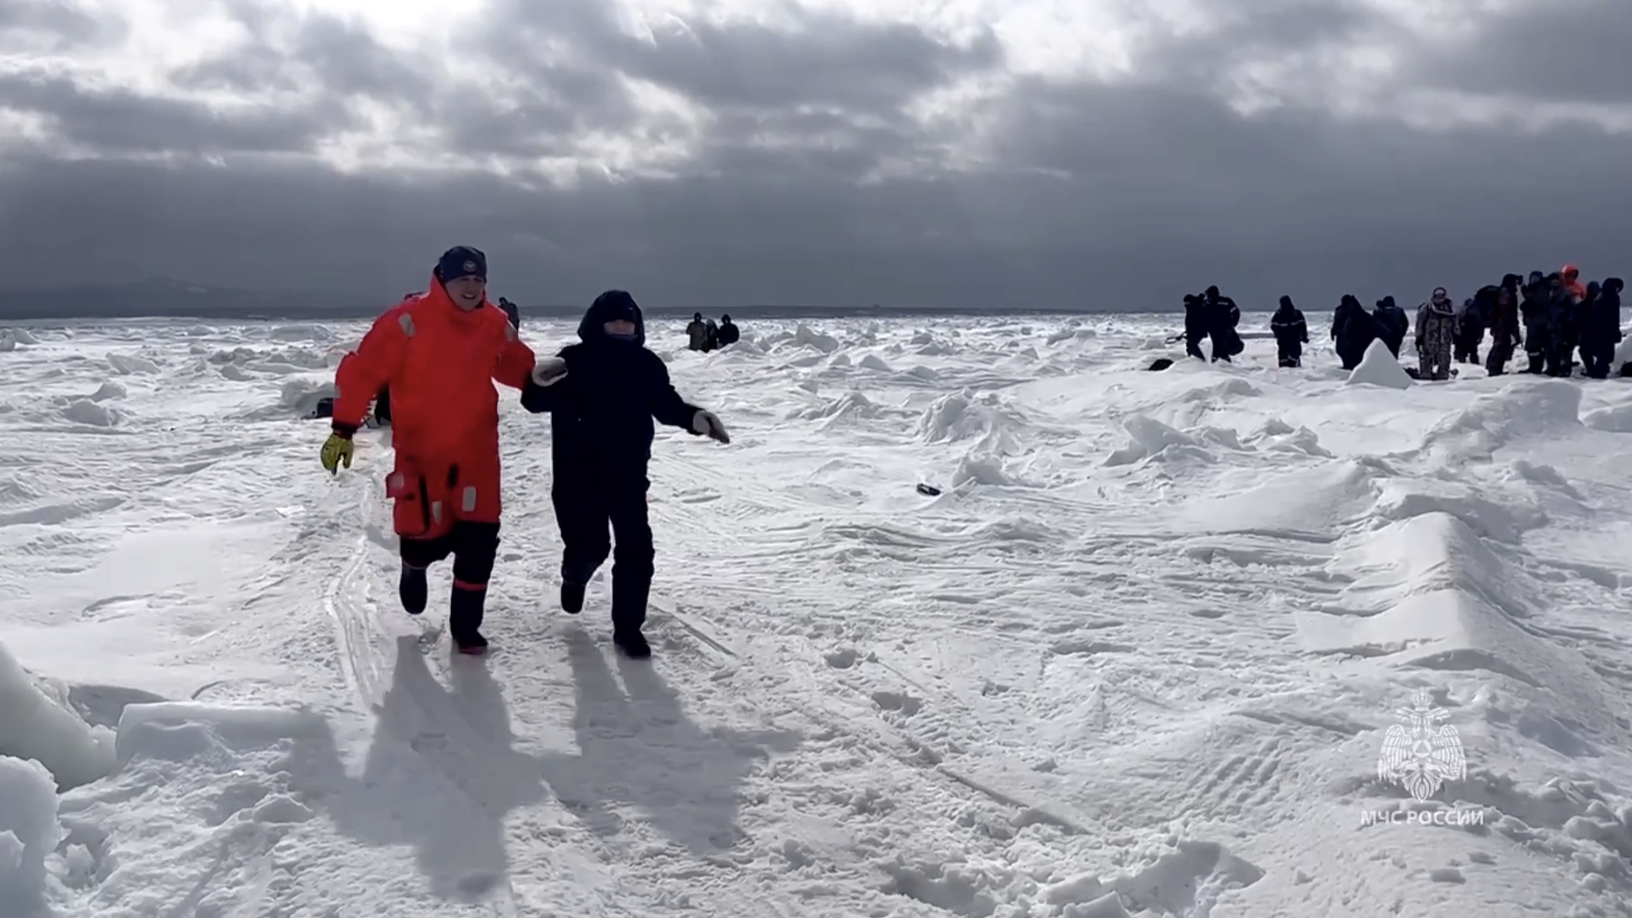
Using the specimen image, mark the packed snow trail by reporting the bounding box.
[1,314,1632,916]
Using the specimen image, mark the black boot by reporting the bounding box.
[613,630,650,659]
[449,586,488,655]
[561,580,586,614]
[400,563,427,615]
[610,572,651,659]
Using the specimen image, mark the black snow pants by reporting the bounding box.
[553,481,656,632]
[400,521,500,642]
[1276,343,1302,367]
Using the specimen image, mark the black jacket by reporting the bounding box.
[1270,297,1308,346]
[519,290,703,482]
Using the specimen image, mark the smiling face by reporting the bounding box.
[443,274,485,310]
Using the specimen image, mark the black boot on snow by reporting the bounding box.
[449,586,487,655]
[400,564,428,615]
[613,629,650,660]
[561,580,586,615]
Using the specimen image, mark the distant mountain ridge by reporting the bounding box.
[0,278,1157,320]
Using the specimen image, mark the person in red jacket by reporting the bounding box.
[320,245,535,654]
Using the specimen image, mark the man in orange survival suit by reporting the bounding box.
[1562,264,1587,302]
[320,245,535,655]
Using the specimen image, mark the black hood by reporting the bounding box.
[1501,273,1522,289]
[1340,294,1361,309]
[578,289,645,346]
[1606,278,1624,295]
[1277,295,1294,311]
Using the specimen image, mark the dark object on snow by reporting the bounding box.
[1403,365,1459,380]
[1147,357,1174,371]
[916,483,942,496]
[309,396,334,419]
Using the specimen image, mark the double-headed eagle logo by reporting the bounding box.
[1378,689,1466,801]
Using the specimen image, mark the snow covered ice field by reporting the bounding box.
[4,312,1632,918]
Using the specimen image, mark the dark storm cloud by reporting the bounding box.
[0,0,1627,312]
[0,71,351,154]
[1401,0,1632,105]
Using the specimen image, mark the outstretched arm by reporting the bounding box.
[647,357,702,430]
[333,310,408,432]
[519,355,570,414]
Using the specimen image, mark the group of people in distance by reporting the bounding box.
[1235,264,1626,381]
[685,312,741,351]
[317,246,731,660]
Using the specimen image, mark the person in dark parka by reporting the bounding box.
[1544,273,1577,376]
[1575,281,1601,369]
[1331,295,1377,369]
[520,290,730,659]
[1483,277,1523,376]
[1453,296,1485,364]
[497,296,521,330]
[1519,271,1551,373]
[1581,278,1624,379]
[1203,286,1244,362]
[1372,296,1409,358]
[1181,294,1208,360]
[1269,296,1309,367]
[716,314,740,346]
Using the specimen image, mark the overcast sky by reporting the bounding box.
[2,0,1628,311]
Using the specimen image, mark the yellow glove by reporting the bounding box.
[320,431,355,475]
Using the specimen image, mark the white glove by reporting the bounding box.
[531,357,568,387]
[692,409,729,443]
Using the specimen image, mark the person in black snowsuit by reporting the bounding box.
[1574,282,1600,370]
[1203,286,1244,362]
[686,313,709,351]
[1581,278,1623,379]
[497,296,521,330]
[1453,296,1485,364]
[1544,274,1577,376]
[1519,271,1550,373]
[519,290,730,659]
[716,315,740,347]
[1181,294,1209,359]
[1371,296,1409,358]
[1331,294,1377,369]
[1269,296,1309,367]
[1483,277,1523,376]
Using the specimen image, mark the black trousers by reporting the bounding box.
[552,482,655,631]
[401,521,500,639]
[1276,344,1302,367]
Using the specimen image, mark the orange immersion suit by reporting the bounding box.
[331,276,535,554]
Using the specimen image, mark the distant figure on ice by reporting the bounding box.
[519,290,730,660]
[1371,296,1409,358]
[1181,294,1208,360]
[498,296,521,330]
[1519,271,1551,373]
[1562,264,1587,302]
[686,312,710,351]
[321,245,537,655]
[1414,287,1456,381]
[1269,296,1308,367]
[1581,278,1623,379]
[1452,296,1485,364]
[1331,295,1377,369]
[1203,286,1244,362]
[704,316,719,350]
[1482,276,1523,376]
[716,314,740,347]
[1544,273,1577,376]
